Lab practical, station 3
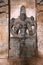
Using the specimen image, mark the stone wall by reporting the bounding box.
[0,0,43,58]
[0,14,8,58]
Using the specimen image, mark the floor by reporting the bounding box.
[0,50,43,65]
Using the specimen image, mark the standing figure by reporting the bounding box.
[10,5,37,65]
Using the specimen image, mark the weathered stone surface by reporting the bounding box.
[0,0,43,65]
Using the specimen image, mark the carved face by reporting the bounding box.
[30,16,34,21]
[20,5,26,21]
